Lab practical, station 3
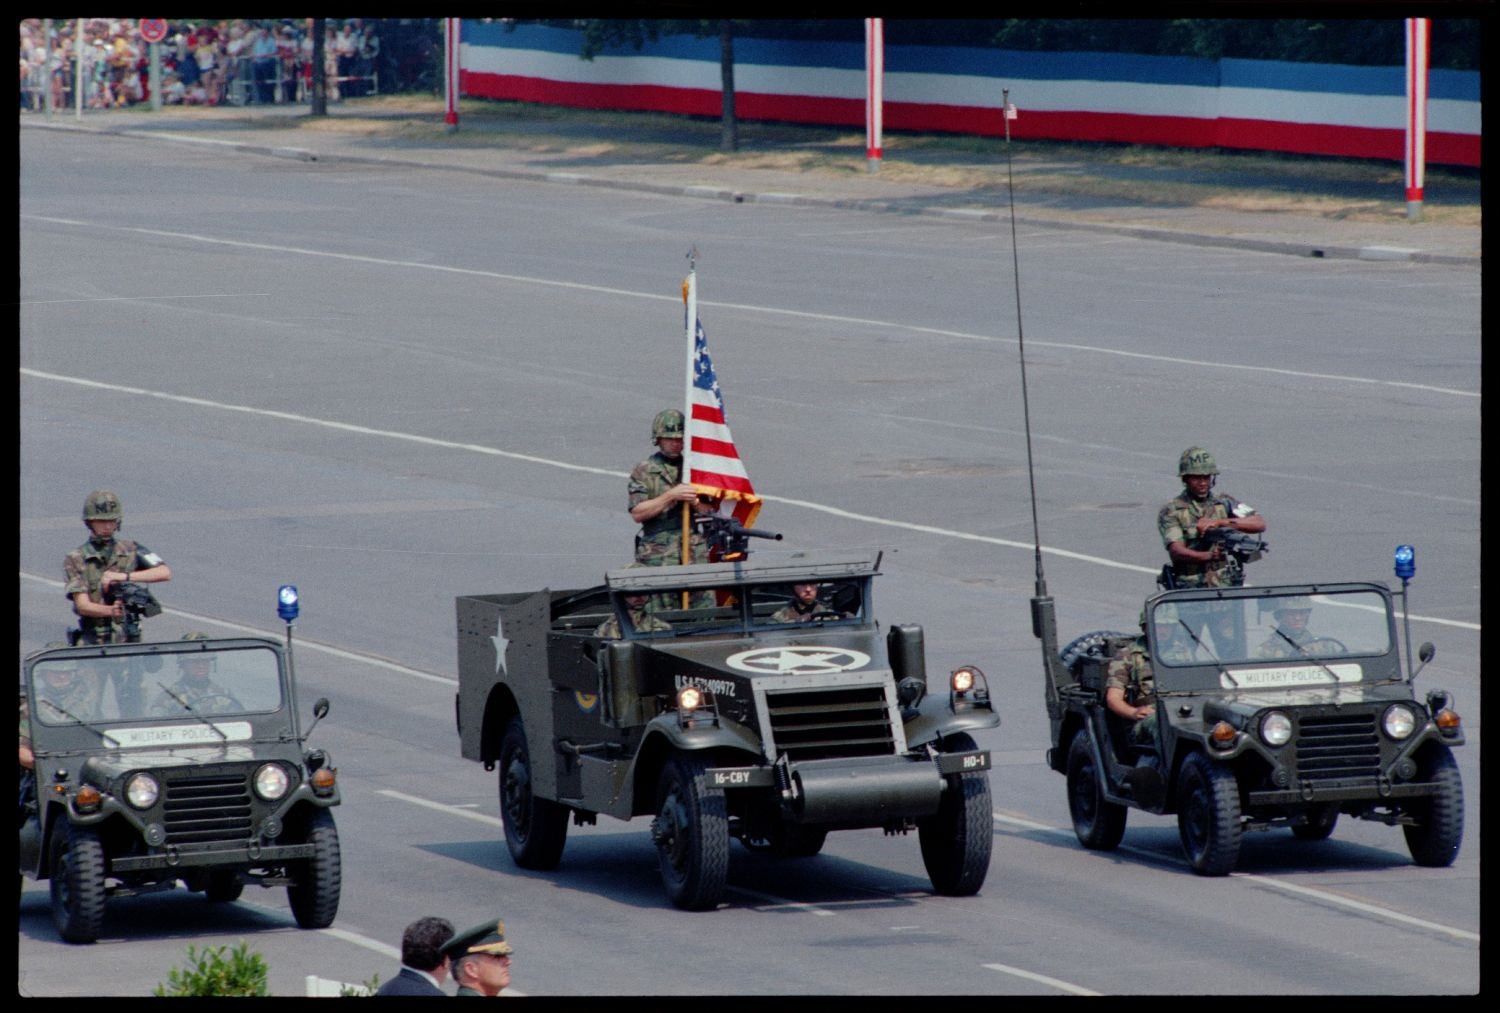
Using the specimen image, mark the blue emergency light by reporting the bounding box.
[277,584,300,622]
[1394,545,1415,581]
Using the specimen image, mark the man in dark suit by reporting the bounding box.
[373,916,455,996]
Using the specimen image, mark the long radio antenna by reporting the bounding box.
[1002,89,1047,597]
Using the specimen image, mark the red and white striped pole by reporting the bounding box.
[1404,17,1429,221]
[444,17,460,130]
[865,18,883,173]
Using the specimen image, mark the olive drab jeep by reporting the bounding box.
[1034,579,1465,875]
[456,552,1000,910]
[19,634,342,943]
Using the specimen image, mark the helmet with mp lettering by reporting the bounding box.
[82,489,123,522]
[1178,447,1219,478]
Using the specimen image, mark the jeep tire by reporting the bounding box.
[1067,730,1126,851]
[1403,745,1463,867]
[919,732,993,895]
[1290,803,1339,841]
[50,824,106,944]
[653,753,728,911]
[204,870,246,903]
[1177,752,1242,875]
[287,807,342,929]
[498,717,569,870]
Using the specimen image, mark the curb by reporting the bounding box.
[25,119,1478,267]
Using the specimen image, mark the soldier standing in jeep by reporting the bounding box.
[1157,447,1266,589]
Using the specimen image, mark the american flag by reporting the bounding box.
[685,313,761,528]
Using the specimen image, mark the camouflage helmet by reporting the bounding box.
[180,631,212,641]
[82,489,123,522]
[1178,447,1218,477]
[1273,596,1313,615]
[651,408,685,440]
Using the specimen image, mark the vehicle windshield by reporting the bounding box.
[1149,588,1394,691]
[29,644,286,728]
[613,578,867,638]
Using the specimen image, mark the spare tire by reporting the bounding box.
[1059,630,1135,673]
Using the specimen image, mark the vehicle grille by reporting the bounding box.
[765,685,895,761]
[1295,713,1381,781]
[162,771,254,847]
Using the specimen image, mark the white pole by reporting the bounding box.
[150,41,162,112]
[445,17,460,130]
[1404,17,1429,222]
[865,18,883,173]
[75,18,84,119]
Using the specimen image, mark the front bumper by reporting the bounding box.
[110,840,315,873]
[707,748,989,825]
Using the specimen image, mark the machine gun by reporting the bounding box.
[1158,528,1268,590]
[102,581,163,643]
[695,515,783,561]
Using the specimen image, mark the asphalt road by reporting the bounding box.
[18,128,1480,996]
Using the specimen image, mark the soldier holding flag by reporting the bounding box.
[628,408,711,567]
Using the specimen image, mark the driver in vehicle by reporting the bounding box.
[149,632,243,715]
[1253,598,1336,659]
[770,583,838,623]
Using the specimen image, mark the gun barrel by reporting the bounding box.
[743,528,783,541]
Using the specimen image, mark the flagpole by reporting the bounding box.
[683,253,700,575]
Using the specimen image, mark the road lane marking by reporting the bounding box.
[18,369,1479,632]
[991,813,1478,943]
[980,962,1101,996]
[377,789,503,827]
[20,215,1479,399]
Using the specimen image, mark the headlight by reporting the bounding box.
[677,686,703,712]
[253,763,290,801]
[125,772,160,809]
[1382,705,1417,740]
[1259,711,1293,747]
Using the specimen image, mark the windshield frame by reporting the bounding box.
[1144,582,1401,694]
[24,638,292,738]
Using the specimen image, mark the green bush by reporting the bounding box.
[153,941,270,997]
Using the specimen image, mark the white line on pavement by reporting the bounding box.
[980,962,1101,996]
[18,368,1479,632]
[19,215,1479,399]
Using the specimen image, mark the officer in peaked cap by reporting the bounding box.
[443,919,514,996]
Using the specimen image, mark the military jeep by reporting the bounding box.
[1035,581,1465,875]
[456,552,999,910]
[19,635,342,943]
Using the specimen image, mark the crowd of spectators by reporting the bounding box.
[20,18,382,112]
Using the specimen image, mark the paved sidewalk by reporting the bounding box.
[21,104,1480,266]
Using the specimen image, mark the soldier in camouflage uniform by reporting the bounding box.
[628,409,712,567]
[21,643,97,778]
[771,583,839,623]
[1104,606,1193,756]
[1157,447,1266,589]
[64,490,172,641]
[149,632,242,716]
[594,592,673,639]
[1253,597,1338,659]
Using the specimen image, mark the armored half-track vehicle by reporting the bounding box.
[456,552,999,910]
[19,632,341,943]
[1035,580,1464,875]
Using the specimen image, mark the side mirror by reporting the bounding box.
[1411,642,1435,680]
[305,697,330,737]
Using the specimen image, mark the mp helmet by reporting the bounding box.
[651,408,685,441]
[1178,447,1219,478]
[82,489,123,523]
[1273,596,1313,617]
